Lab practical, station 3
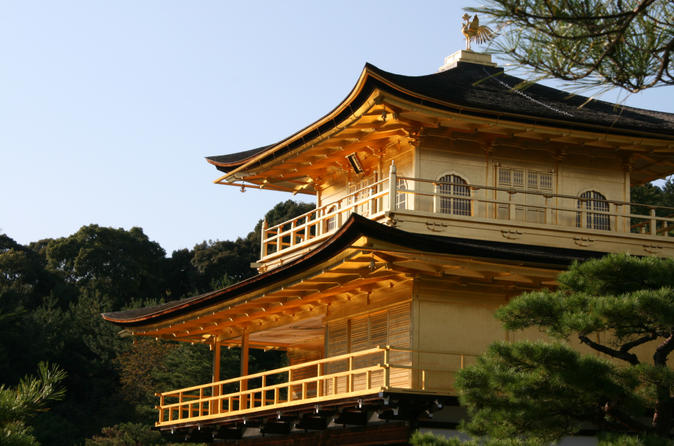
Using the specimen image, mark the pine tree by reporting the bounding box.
[456,254,674,443]
[469,0,673,93]
[0,362,66,446]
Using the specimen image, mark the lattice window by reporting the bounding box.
[325,304,412,392]
[498,167,552,191]
[326,304,411,356]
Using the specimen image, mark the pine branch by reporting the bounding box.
[578,335,640,365]
[603,401,651,433]
[620,333,657,353]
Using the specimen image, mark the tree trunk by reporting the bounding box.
[652,334,674,436]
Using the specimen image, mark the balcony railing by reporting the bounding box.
[156,346,472,427]
[260,177,390,260]
[259,166,674,263]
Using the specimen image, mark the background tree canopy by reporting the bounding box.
[469,0,673,92]
[0,199,312,445]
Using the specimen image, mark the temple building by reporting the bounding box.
[102,49,674,445]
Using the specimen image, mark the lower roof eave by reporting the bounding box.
[102,214,607,328]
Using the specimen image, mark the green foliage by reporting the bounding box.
[84,422,163,446]
[0,200,312,445]
[45,225,167,309]
[85,421,207,446]
[410,431,541,446]
[458,254,674,442]
[468,0,673,92]
[598,433,674,446]
[165,199,314,295]
[0,363,66,446]
[410,431,464,446]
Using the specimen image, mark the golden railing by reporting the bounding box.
[396,175,674,235]
[260,177,390,259]
[258,165,674,262]
[156,346,473,427]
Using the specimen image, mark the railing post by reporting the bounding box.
[383,346,390,388]
[545,196,552,224]
[288,369,293,401]
[158,393,164,423]
[261,375,267,406]
[290,219,296,247]
[316,208,323,237]
[509,195,516,221]
[178,392,184,419]
[650,208,657,235]
[348,356,353,392]
[580,209,587,228]
[260,219,268,259]
[240,330,249,409]
[388,161,397,212]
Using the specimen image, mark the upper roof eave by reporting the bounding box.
[206,62,674,177]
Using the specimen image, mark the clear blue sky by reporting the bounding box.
[2,1,672,255]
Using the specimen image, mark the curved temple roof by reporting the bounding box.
[206,61,674,175]
[102,214,605,328]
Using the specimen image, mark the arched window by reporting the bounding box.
[577,191,610,230]
[438,174,471,216]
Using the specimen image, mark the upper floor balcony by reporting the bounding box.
[258,165,674,271]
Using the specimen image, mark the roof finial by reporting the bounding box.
[461,13,494,51]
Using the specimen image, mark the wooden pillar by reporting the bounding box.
[213,341,221,383]
[211,341,221,415]
[240,330,249,409]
